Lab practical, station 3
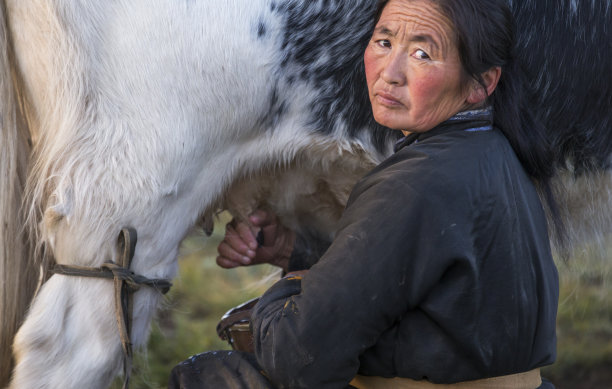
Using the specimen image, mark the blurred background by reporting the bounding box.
[113,212,611,389]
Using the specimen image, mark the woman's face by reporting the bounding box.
[364,0,471,133]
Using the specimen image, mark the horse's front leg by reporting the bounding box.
[9,208,185,389]
[10,271,166,389]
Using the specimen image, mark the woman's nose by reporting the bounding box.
[380,52,406,85]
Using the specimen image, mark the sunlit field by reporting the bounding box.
[114,214,611,389]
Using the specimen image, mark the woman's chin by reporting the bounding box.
[372,113,409,132]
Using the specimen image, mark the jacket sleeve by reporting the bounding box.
[251,162,477,388]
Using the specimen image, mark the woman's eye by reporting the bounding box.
[414,49,431,60]
[375,39,391,49]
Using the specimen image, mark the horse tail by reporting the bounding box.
[0,1,36,386]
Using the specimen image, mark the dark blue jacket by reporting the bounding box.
[252,113,558,388]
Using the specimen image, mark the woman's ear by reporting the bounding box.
[466,66,502,105]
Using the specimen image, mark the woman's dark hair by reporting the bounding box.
[376,0,565,245]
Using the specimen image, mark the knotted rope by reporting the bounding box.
[51,228,172,389]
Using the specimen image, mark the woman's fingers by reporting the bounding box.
[223,223,256,255]
[248,210,281,248]
[234,221,259,251]
[217,222,258,267]
[216,254,242,269]
[217,240,252,266]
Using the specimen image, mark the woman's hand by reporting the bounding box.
[216,209,295,272]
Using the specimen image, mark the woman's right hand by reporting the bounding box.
[216,209,295,272]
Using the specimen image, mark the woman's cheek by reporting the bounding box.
[364,47,378,97]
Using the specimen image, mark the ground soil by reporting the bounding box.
[550,367,612,389]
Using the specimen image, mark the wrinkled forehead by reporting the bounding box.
[376,0,457,54]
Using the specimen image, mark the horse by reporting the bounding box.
[0,0,610,388]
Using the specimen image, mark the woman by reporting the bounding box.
[171,0,558,387]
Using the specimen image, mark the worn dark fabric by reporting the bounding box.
[168,351,555,389]
[251,115,559,388]
[168,351,274,389]
[287,233,332,273]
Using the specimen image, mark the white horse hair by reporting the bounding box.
[1,1,388,387]
[0,0,610,388]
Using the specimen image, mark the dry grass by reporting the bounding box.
[544,238,612,388]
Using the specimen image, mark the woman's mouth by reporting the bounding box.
[375,92,403,107]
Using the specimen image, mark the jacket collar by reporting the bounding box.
[394,108,493,153]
